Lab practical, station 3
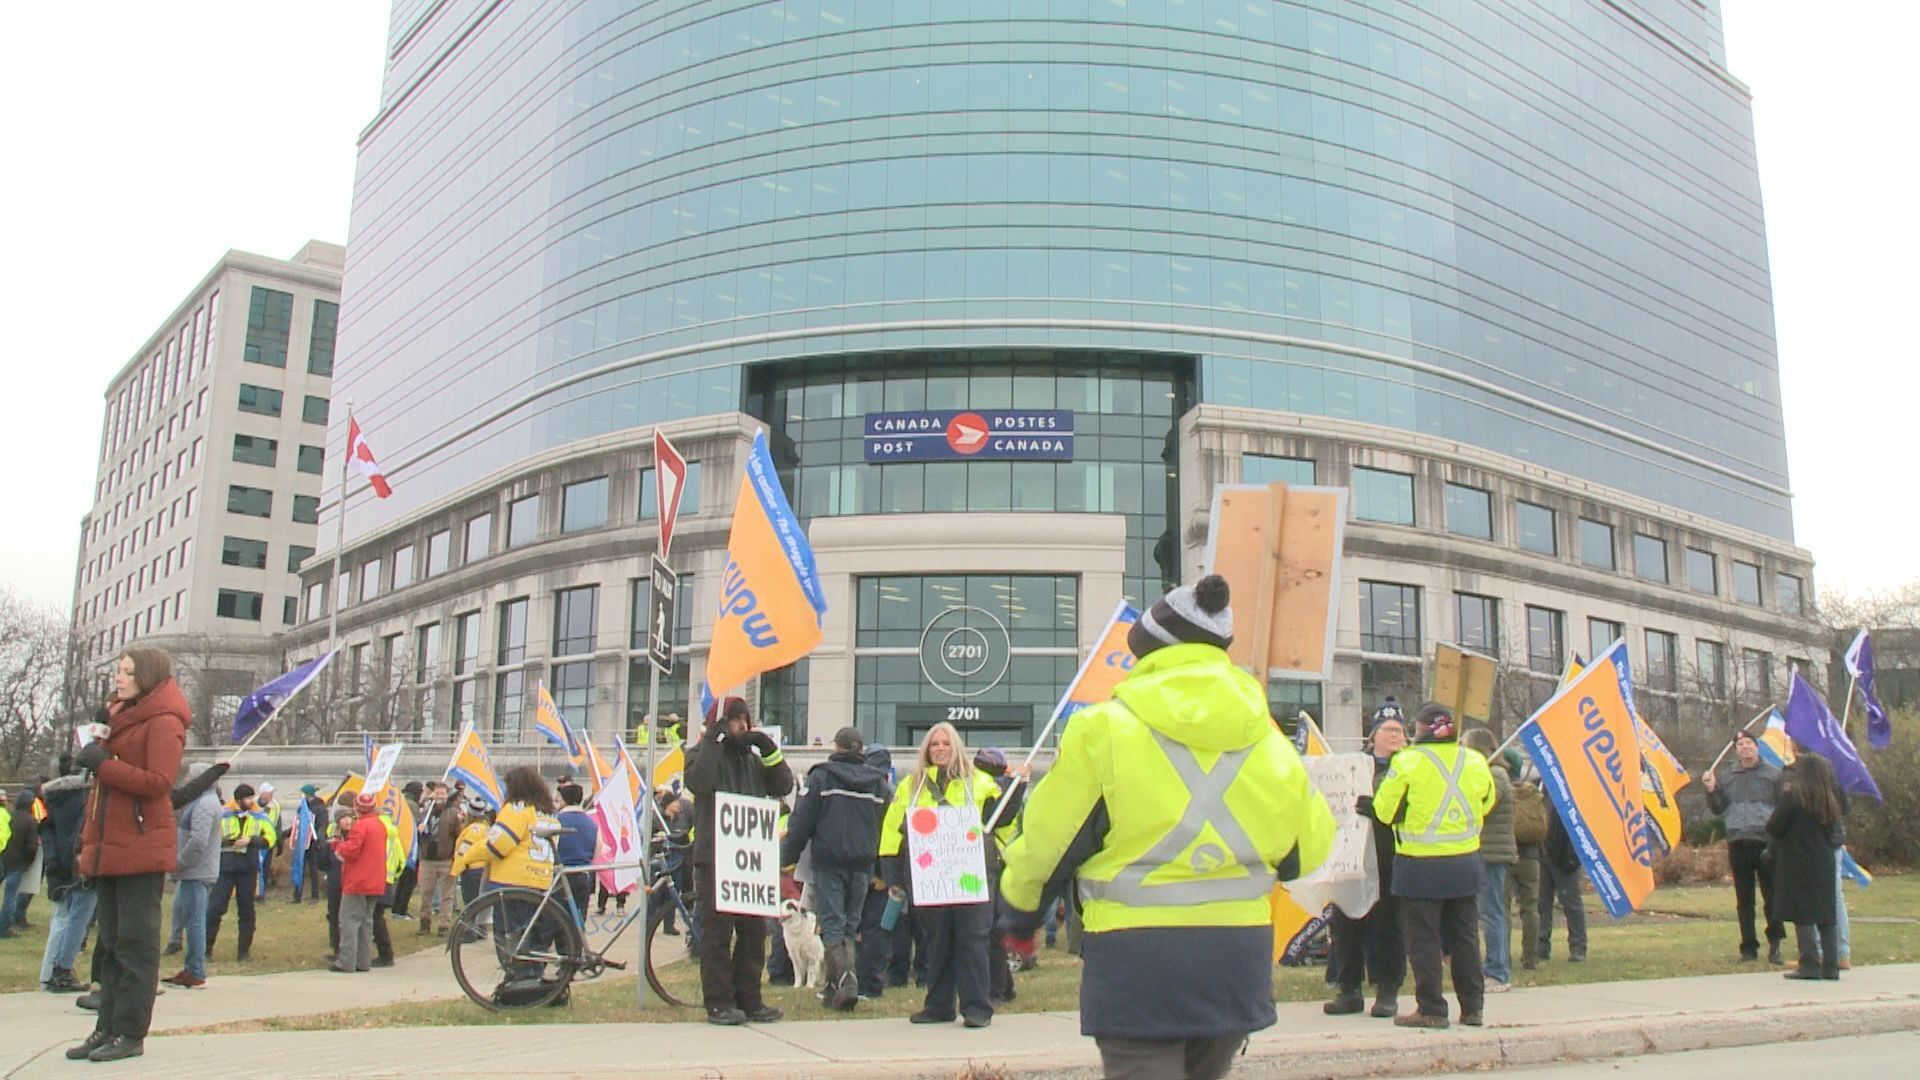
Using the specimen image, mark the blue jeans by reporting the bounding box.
[1835,860,1851,962]
[1479,862,1511,983]
[0,868,24,927]
[172,880,212,979]
[811,864,867,947]
[40,885,99,984]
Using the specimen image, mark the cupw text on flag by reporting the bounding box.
[1051,601,1140,728]
[533,683,583,759]
[1562,649,1687,856]
[230,652,334,743]
[345,417,393,499]
[1783,671,1882,803]
[1844,630,1893,750]
[443,721,504,810]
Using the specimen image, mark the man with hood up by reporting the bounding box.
[781,726,890,1010]
[999,575,1336,1080]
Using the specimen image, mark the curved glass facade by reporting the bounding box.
[336,0,1790,541]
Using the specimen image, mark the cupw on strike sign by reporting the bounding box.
[712,792,782,917]
[905,805,990,906]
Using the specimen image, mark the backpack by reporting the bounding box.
[1512,780,1548,847]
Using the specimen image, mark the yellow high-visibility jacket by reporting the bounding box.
[1372,740,1496,857]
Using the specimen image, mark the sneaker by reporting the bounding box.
[707,1007,747,1026]
[1485,979,1510,994]
[89,1037,145,1062]
[1394,1013,1449,1030]
[744,1005,783,1023]
[1324,993,1366,1015]
[1460,1012,1485,1027]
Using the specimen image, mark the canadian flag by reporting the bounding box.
[346,417,393,499]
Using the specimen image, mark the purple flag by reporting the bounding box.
[1844,631,1892,750]
[1783,672,1882,803]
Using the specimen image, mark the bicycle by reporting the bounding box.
[447,832,703,1011]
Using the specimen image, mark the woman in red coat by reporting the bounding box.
[68,648,188,1064]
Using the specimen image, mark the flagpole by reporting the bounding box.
[1705,705,1775,775]
[327,399,354,706]
[1839,674,1859,741]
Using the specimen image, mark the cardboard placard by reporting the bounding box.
[1203,483,1347,680]
[905,804,991,906]
[1431,642,1499,722]
[712,792,782,917]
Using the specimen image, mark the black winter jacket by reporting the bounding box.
[38,775,90,894]
[683,730,795,866]
[781,751,890,870]
[2,792,38,872]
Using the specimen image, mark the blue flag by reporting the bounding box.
[1844,631,1892,750]
[1782,672,1881,803]
[230,652,335,743]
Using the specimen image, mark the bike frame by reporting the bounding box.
[491,835,695,968]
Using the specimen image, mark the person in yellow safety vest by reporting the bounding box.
[1369,701,1497,1031]
[209,784,278,961]
[969,747,1026,1006]
[479,767,561,1001]
[879,722,1017,1029]
[1000,575,1336,1080]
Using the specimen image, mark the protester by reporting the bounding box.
[207,783,276,962]
[970,746,1026,1007]
[293,785,330,904]
[415,782,462,936]
[67,648,189,1064]
[1704,729,1785,964]
[1460,727,1515,994]
[555,782,599,919]
[1507,753,1546,974]
[1373,701,1496,1030]
[370,797,405,968]
[1769,752,1845,980]
[1002,574,1335,1078]
[391,782,425,920]
[1325,704,1407,1018]
[323,793,353,963]
[254,782,283,901]
[853,742,903,1000]
[685,696,794,1026]
[1536,803,1587,963]
[330,792,389,974]
[449,796,494,914]
[781,726,890,1010]
[477,767,562,1004]
[1,788,39,930]
[37,756,94,992]
[162,763,222,988]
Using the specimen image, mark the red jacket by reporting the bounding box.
[78,680,189,878]
[332,814,389,896]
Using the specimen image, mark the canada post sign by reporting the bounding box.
[863,410,1075,462]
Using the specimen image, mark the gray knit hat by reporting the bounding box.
[1128,575,1234,658]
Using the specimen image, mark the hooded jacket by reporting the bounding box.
[1706,760,1782,844]
[782,750,892,870]
[173,765,223,884]
[37,774,90,896]
[79,679,189,878]
[683,727,795,866]
[332,813,390,897]
[2,790,37,872]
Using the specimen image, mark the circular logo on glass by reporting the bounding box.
[918,605,1011,698]
[945,412,990,455]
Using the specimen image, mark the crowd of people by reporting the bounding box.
[5,575,1870,1075]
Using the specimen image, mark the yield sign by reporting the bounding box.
[653,429,689,559]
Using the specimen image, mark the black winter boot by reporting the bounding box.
[237,927,254,963]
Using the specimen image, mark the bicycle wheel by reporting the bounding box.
[644,893,696,1007]
[450,887,582,1011]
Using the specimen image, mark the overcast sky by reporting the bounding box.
[1,2,1909,615]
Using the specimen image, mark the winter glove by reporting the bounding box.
[1354,795,1374,819]
[995,902,1046,941]
[76,741,111,773]
[748,732,779,758]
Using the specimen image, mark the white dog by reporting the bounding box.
[778,899,825,991]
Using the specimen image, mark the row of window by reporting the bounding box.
[1245,454,1808,616]
[227,485,319,524]
[1358,580,1804,701]
[94,586,192,656]
[242,288,337,377]
[232,433,325,474]
[103,290,218,465]
[238,382,330,424]
[92,404,204,545]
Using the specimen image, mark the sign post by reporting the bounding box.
[637,429,688,1009]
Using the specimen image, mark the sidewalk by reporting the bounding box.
[3,963,1914,1079]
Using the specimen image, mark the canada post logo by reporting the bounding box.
[863,410,1075,462]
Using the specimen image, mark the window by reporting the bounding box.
[227,485,272,517]
[554,585,600,655]
[232,434,278,466]
[465,514,492,562]
[1776,573,1805,616]
[237,384,283,416]
[220,536,268,569]
[1359,581,1421,656]
[1526,606,1565,675]
[360,559,382,602]
[304,580,325,621]
[296,445,324,475]
[454,611,480,675]
[282,596,297,625]
[1633,534,1668,583]
[293,495,319,524]
[639,462,703,517]
[1454,593,1499,654]
[416,622,443,683]
[1742,649,1773,700]
[1578,519,1615,570]
[1242,454,1315,486]
[288,544,314,573]
[507,494,540,548]
[552,660,593,726]
[336,570,350,610]
[1515,502,1556,555]
[1352,467,1415,525]
[186,488,197,518]
[497,597,528,664]
[494,671,525,738]
[1686,548,1718,595]
[1697,640,1728,696]
[1733,561,1763,606]
[561,477,609,533]
[1443,483,1493,540]
[391,545,414,590]
[216,588,263,621]
[243,286,294,367]
[1588,618,1623,663]
[302,395,329,425]
[308,300,338,376]
[425,530,450,577]
[191,437,203,467]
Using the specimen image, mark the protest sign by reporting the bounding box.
[712,792,782,917]
[363,742,403,799]
[1273,753,1378,963]
[906,804,991,906]
[1204,482,1346,680]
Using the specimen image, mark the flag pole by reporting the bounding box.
[327,399,354,702]
[1839,674,1859,741]
[1705,705,1775,775]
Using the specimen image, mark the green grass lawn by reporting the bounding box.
[175,871,1920,1034]
[0,883,442,994]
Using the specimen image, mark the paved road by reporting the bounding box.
[1421,1030,1920,1077]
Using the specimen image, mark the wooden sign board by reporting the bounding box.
[1431,642,1498,722]
[1203,483,1347,681]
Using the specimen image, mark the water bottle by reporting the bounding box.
[879,887,907,930]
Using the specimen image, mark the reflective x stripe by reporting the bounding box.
[1404,746,1481,845]
[1080,727,1274,907]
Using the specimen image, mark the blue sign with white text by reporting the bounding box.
[863,410,1075,462]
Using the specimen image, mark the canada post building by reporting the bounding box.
[293,1,1822,753]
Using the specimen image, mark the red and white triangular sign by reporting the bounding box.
[652,429,688,559]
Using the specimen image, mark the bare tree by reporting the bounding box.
[0,588,68,777]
